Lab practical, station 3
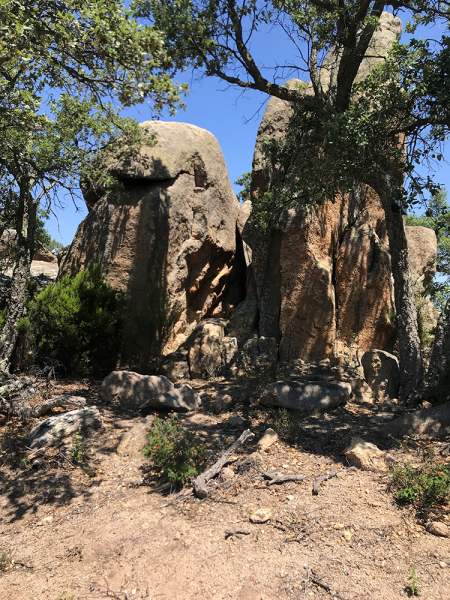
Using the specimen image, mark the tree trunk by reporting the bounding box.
[0,180,36,373]
[367,170,423,401]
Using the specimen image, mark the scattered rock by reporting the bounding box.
[260,380,351,414]
[145,384,201,413]
[350,378,374,404]
[344,436,388,472]
[101,371,174,410]
[219,467,235,482]
[381,403,450,438]
[257,428,279,452]
[427,521,450,538]
[227,414,246,428]
[249,508,272,524]
[29,407,102,450]
[213,394,234,414]
[361,350,400,400]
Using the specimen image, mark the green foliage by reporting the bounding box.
[28,264,124,375]
[406,568,421,596]
[390,461,450,508]
[71,426,88,463]
[122,286,178,369]
[234,171,252,204]
[142,414,205,486]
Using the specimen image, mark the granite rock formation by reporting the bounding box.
[60,121,246,340]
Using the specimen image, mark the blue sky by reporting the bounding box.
[44,9,450,246]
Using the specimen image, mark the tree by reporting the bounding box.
[406,188,450,310]
[134,0,450,399]
[0,0,186,371]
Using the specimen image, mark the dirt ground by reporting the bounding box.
[1,375,450,600]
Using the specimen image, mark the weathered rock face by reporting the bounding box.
[405,225,437,293]
[29,407,102,450]
[60,121,245,339]
[244,13,435,363]
[248,130,394,362]
[361,349,400,400]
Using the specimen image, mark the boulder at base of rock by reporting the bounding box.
[227,295,259,346]
[350,378,374,404]
[160,350,190,382]
[29,407,102,450]
[381,402,450,438]
[361,349,399,400]
[101,371,174,409]
[260,380,351,414]
[144,383,201,413]
[344,436,388,472]
[257,428,279,452]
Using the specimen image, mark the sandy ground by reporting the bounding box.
[1,377,450,600]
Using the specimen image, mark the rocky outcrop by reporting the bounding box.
[381,402,450,438]
[60,121,246,341]
[405,225,437,293]
[243,13,436,364]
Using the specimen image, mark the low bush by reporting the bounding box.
[142,414,205,487]
[390,461,450,507]
[27,263,124,375]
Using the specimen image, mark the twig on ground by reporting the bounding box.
[261,471,306,485]
[311,576,349,600]
[312,467,341,495]
[193,429,255,499]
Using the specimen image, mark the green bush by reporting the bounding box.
[390,461,450,507]
[142,414,205,486]
[28,264,124,375]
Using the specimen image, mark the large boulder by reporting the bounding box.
[59,121,246,342]
[381,403,450,438]
[29,407,102,450]
[245,13,403,363]
[260,380,351,414]
[101,371,174,409]
[361,349,400,400]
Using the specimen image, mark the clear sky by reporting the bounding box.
[44,9,450,247]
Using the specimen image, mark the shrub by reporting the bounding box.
[28,264,124,375]
[390,461,450,507]
[268,407,301,445]
[142,414,205,486]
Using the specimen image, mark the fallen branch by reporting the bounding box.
[224,527,252,539]
[28,395,87,419]
[261,471,306,486]
[312,467,341,495]
[194,429,255,499]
